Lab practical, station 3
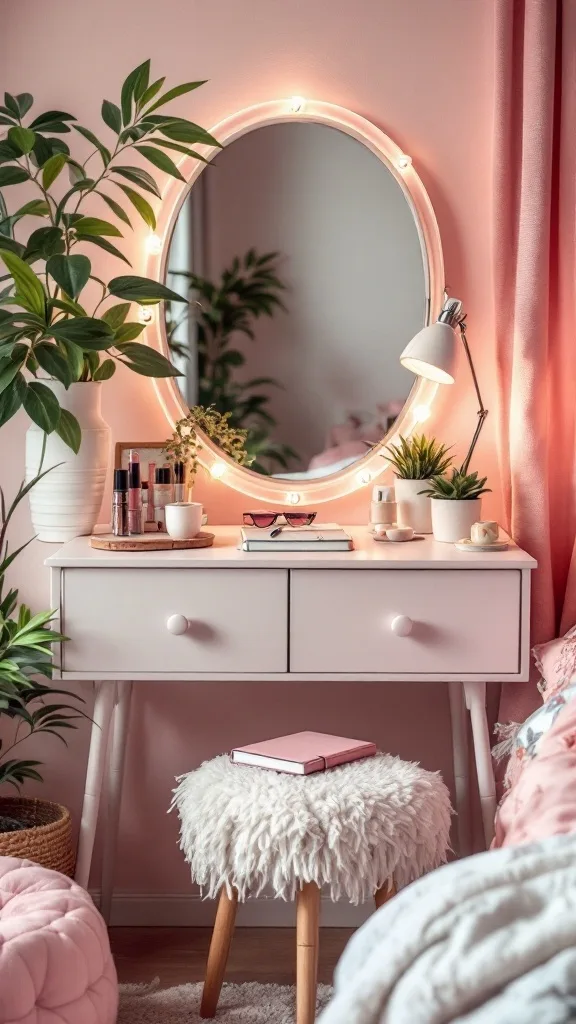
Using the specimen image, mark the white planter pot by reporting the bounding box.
[394,477,433,534]
[25,381,111,543]
[430,498,482,544]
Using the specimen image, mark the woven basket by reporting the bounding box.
[0,797,75,877]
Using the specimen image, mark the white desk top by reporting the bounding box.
[46,527,537,570]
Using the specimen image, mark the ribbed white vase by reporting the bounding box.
[25,381,111,543]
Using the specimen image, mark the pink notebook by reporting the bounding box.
[231,731,376,775]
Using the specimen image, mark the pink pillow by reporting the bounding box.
[0,857,117,1023]
[533,622,576,701]
[493,698,576,848]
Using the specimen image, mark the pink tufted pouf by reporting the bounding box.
[0,856,117,1024]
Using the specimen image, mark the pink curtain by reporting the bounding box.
[494,0,576,724]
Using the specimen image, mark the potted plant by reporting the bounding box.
[384,434,453,533]
[0,470,84,873]
[0,60,220,541]
[419,469,491,543]
[164,404,254,494]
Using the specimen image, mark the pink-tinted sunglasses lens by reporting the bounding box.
[285,513,316,526]
[244,512,277,528]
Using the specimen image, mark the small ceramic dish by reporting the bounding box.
[454,538,509,552]
[384,526,414,542]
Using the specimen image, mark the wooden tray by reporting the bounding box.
[90,531,215,551]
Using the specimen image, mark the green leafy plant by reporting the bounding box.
[0,61,221,450]
[419,468,491,500]
[384,434,453,480]
[0,471,84,812]
[168,249,299,473]
[164,404,253,482]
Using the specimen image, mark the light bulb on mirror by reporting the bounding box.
[137,305,154,325]
[288,96,306,114]
[397,154,412,170]
[210,461,226,479]
[356,469,372,485]
[286,491,301,505]
[145,232,162,255]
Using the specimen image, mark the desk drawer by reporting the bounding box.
[62,568,288,674]
[290,569,521,674]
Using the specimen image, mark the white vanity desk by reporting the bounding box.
[47,526,535,919]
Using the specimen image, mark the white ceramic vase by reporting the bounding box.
[25,381,111,543]
[430,497,482,544]
[394,477,433,534]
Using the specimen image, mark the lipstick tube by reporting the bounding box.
[112,468,129,536]
[128,450,142,535]
[147,462,156,521]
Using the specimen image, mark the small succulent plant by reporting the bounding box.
[384,434,453,480]
[419,469,491,501]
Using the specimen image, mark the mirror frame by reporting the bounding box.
[147,98,444,504]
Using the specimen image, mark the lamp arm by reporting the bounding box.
[458,319,488,475]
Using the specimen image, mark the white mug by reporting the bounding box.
[470,520,499,545]
[165,502,203,540]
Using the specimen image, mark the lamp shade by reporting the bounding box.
[400,321,458,384]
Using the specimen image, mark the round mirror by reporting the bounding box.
[155,101,444,500]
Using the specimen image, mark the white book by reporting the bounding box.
[241,523,353,552]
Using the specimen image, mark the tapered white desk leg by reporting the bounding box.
[448,681,471,856]
[100,680,133,924]
[75,680,116,889]
[464,681,496,848]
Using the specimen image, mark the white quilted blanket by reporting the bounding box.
[319,834,576,1024]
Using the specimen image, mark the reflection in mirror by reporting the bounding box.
[165,122,427,478]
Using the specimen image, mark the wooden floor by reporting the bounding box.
[110,927,354,988]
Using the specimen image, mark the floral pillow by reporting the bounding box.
[534,623,576,701]
[515,682,576,764]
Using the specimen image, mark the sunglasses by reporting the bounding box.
[243,511,317,529]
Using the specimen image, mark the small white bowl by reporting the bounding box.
[385,526,414,542]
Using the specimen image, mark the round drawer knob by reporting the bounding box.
[390,614,413,637]
[166,613,189,635]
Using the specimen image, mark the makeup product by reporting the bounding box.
[174,462,186,502]
[128,450,142,535]
[370,484,396,527]
[154,467,173,530]
[112,469,129,537]
[147,462,156,521]
[141,481,149,531]
[165,501,203,540]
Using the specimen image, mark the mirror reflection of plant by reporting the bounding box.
[0,60,221,450]
[164,404,253,483]
[167,249,300,474]
[0,471,85,807]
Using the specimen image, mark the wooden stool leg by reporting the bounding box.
[296,882,321,1024]
[375,880,397,909]
[200,887,238,1018]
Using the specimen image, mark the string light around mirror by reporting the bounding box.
[146,98,445,504]
[145,232,163,256]
[137,305,154,325]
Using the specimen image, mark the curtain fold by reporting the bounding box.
[493,0,576,723]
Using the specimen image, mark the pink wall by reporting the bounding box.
[0,0,498,892]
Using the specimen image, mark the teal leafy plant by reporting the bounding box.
[0,61,221,451]
[168,249,299,474]
[419,468,491,500]
[384,434,453,480]
[0,470,84,816]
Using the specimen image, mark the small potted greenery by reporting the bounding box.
[164,404,254,493]
[384,434,453,533]
[0,470,84,873]
[419,468,491,543]
[0,60,220,540]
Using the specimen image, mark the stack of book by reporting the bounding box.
[240,523,353,552]
[231,731,376,775]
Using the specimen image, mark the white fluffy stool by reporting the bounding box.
[172,752,452,1023]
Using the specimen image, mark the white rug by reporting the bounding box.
[118,981,332,1023]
